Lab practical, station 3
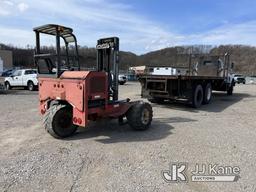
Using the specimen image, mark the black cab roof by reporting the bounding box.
[33,24,76,43]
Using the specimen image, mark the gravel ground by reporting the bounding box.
[0,83,255,192]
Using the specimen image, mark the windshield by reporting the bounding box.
[25,70,37,75]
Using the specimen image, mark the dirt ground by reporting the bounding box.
[0,83,255,192]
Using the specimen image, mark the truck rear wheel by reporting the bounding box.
[126,102,153,130]
[44,104,78,138]
[203,83,212,104]
[192,84,203,108]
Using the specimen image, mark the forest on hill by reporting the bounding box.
[1,43,256,75]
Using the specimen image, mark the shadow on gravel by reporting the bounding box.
[0,89,38,95]
[0,91,7,94]
[152,92,253,113]
[154,117,197,124]
[201,92,254,113]
[64,117,193,143]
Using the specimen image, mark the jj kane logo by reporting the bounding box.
[162,163,240,183]
[162,163,188,182]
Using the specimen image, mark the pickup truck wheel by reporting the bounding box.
[44,104,78,138]
[5,82,11,90]
[192,84,203,108]
[27,81,35,91]
[203,83,212,104]
[126,102,153,131]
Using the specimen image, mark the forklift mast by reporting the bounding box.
[96,37,120,101]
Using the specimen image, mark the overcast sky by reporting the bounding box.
[0,0,256,54]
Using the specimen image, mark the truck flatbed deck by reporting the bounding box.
[140,74,225,80]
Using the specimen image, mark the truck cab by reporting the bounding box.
[4,69,38,91]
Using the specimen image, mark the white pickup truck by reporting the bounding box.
[4,69,38,91]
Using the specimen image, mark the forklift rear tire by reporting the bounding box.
[126,102,153,131]
[44,104,78,138]
[203,83,212,104]
[192,84,203,108]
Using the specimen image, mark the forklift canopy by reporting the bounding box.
[33,24,76,43]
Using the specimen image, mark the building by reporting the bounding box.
[129,66,146,75]
[0,50,13,73]
[127,66,146,81]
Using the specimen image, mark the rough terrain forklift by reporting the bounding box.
[34,24,153,138]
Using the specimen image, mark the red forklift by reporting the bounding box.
[34,24,153,138]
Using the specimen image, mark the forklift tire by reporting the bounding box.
[126,102,153,131]
[44,104,78,138]
[148,97,165,104]
[192,84,203,108]
[203,83,212,105]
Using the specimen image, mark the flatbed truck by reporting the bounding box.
[139,53,235,108]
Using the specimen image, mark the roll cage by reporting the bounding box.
[33,24,80,78]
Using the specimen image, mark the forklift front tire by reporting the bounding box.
[126,102,153,131]
[44,104,78,138]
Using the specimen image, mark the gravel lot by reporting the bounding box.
[0,83,256,192]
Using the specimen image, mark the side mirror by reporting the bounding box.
[10,75,14,78]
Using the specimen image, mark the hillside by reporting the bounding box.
[210,45,256,75]
[1,44,256,75]
[135,45,256,75]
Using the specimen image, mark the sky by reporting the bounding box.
[0,0,256,54]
